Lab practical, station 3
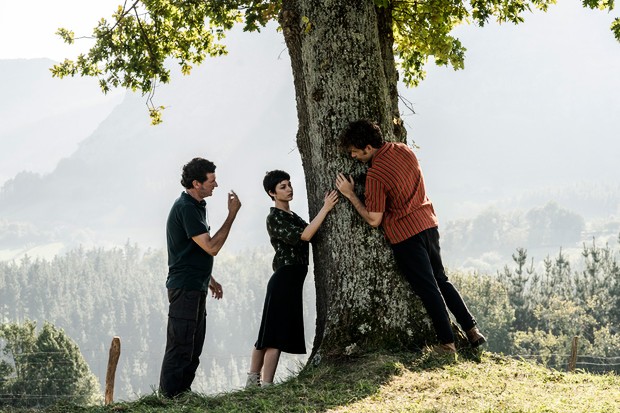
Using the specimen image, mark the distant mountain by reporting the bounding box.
[0,30,305,259]
[0,58,123,184]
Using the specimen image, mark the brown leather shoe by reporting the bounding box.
[432,342,457,355]
[466,327,487,348]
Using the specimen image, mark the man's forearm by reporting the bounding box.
[208,212,238,254]
[344,193,383,228]
[346,193,370,225]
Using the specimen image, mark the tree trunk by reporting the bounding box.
[279,0,434,360]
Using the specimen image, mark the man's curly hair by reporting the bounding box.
[339,119,384,151]
[181,157,216,189]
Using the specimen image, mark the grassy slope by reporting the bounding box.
[10,351,620,413]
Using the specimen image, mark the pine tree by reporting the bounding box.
[0,320,101,408]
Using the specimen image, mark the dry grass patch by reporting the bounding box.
[327,353,620,413]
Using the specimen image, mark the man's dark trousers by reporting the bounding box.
[391,227,476,344]
[159,289,207,397]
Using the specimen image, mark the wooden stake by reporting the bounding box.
[105,336,121,405]
[568,336,578,372]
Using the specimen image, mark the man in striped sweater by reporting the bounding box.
[335,119,486,354]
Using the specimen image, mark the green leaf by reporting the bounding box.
[612,17,620,42]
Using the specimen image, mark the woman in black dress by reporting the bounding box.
[246,170,338,387]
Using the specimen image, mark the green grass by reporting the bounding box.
[4,351,620,413]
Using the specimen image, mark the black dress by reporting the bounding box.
[254,208,309,354]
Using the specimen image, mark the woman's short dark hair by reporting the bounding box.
[263,170,290,200]
[181,157,216,189]
[339,119,384,150]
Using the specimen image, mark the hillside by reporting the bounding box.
[7,351,619,413]
[0,59,123,185]
[0,29,304,258]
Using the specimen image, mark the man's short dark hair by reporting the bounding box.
[181,157,216,189]
[339,119,384,151]
[263,170,290,200]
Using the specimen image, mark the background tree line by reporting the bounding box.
[0,244,313,406]
[1,233,619,407]
[452,234,620,372]
[0,320,100,408]
[440,198,620,275]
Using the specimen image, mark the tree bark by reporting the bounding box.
[279,0,434,360]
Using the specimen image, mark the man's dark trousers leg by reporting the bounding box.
[392,227,476,344]
[159,289,207,397]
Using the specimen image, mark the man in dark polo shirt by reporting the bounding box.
[159,157,241,397]
[335,119,485,354]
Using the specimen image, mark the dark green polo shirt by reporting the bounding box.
[166,192,213,291]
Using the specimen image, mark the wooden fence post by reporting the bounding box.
[105,336,121,405]
[568,336,578,372]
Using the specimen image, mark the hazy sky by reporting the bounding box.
[403,2,620,218]
[0,0,123,60]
